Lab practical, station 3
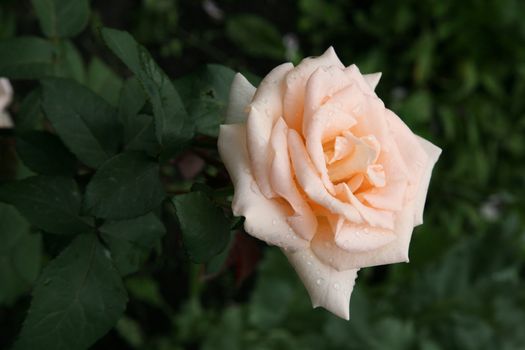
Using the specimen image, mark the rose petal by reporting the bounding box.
[327,133,379,183]
[385,109,429,200]
[0,78,13,112]
[283,247,359,320]
[225,73,256,124]
[288,129,363,223]
[360,179,408,211]
[363,72,382,90]
[344,65,376,96]
[303,85,363,193]
[0,112,13,129]
[270,118,318,240]
[283,47,345,131]
[412,136,441,225]
[310,219,395,268]
[218,124,309,250]
[303,66,352,132]
[311,202,416,270]
[338,183,395,230]
[247,63,294,198]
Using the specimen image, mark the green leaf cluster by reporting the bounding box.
[0,1,236,348]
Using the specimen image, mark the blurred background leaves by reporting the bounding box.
[0,0,524,349]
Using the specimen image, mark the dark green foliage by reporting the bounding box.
[31,0,90,38]
[13,234,128,350]
[173,191,231,263]
[175,64,236,137]
[0,176,92,235]
[41,78,121,168]
[101,28,191,150]
[100,213,166,276]
[83,152,165,220]
[0,203,42,305]
[16,131,76,176]
[0,37,55,79]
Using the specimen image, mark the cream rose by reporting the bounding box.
[218,48,441,319]
[0,78,14,128]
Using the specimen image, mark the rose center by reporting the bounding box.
[323,131,385,191]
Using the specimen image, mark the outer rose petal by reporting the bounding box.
[283,247,359,320]
[412,136,441,225]
[225,73,256,124]
[247,63,294,198]
[385,110,429,200]
[0,78,13,111]
[0,112,13,128]
[0,78,13,129]
[218,124,309,250]
[283,47,344,131]
[363,72,382,90]
[310,201,416,270]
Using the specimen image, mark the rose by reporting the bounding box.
[0,78,14,128]
[218,47,441,319]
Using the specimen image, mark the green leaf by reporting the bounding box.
[31,0,90,38]
[175,64,236,137]
[0,203,42,305]
[118,78,158,154]
[56,40,85,83]
[0,176,92,235]
[101,28,192,149]
[83,152,165,219]
[17,88,44,131]
[0,37,55,79]
[226,15,285,60]
[86,58,123,106]
[16,131,76,176]
[100,212,165,276]
[41,78,121,168]
[173,191,230,263]
[13,234,128,350]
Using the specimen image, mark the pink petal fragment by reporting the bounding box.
[363,72,382,91]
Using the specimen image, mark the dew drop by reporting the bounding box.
[306,260,313,266]
[316,278,325,285]
[333,283,340,290]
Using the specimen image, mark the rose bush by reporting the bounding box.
[0,78,13,128]
[218,47,441,319]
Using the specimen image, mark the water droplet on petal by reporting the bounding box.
[333,283,340,290]
[316,278,325,285]
[307,260,312,266]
